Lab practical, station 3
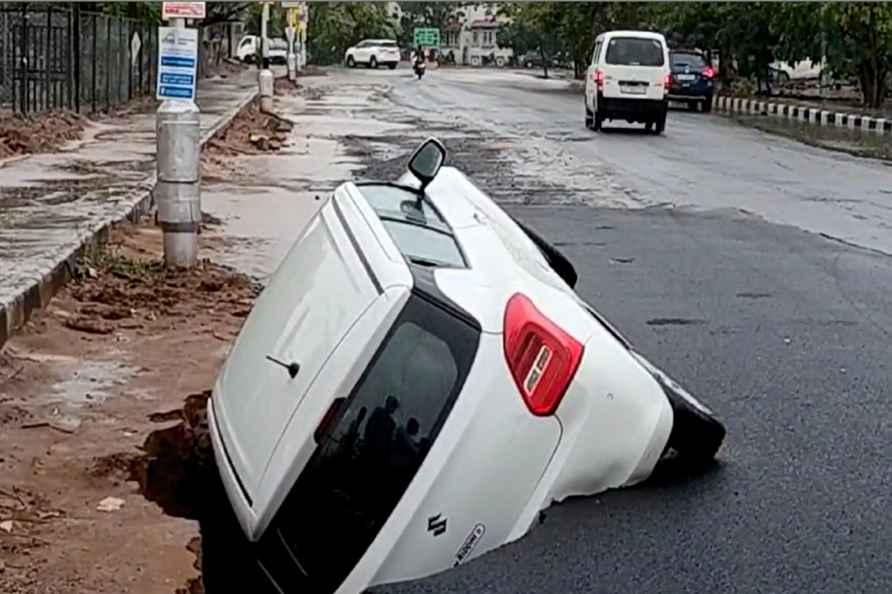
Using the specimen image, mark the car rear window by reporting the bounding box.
[381,41,398,48]
[605,37,664,67]
[357,184,467,268]
[270,292,480,593]
[671,52,706,69]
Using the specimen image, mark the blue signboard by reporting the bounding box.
[156,26,198,101]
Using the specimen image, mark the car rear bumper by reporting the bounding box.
[668,90,712,101]
[597,93,667,118]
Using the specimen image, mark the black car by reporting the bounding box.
[667,49,715,112]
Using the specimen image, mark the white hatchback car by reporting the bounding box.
[585,30,672,133]
[204,139,726,593]
[345,39,401,70]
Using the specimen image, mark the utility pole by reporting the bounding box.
[286,7,297,81]
[155,5,203,268]
[258,1,274,111]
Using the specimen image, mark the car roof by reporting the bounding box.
[599,30,666,42]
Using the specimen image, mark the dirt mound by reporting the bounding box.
[66,246,259,334]
[0,111,84,158]
[274,75,301,95]
[204,98,294,157]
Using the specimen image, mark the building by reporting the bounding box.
[440,6,513,67]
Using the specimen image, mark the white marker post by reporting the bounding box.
[156,2,204,268]
[259,2,274,111]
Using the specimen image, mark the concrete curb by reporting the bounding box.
[0,88,259,350]
[713,95,892,135]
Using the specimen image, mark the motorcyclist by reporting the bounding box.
[413,46,425,66]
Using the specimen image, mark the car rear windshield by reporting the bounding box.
[380,40,398,48]
[270,292,481,593]
[671,52,706,69]
[357,184,467,268]
[605,37,665,67]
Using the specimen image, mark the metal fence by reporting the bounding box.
[0,3,158,115]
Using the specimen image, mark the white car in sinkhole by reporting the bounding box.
[203,138,727,594]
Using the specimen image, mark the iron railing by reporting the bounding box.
[0,3,158,115]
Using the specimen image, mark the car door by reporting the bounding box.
[354,41,370,63]
[587,40,603,110]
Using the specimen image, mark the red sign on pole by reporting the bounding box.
[162,2,206,20]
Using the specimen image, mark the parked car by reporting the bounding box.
[667,49,715,112]
[345,39,400,69]
[236,35,287,64]
[203,138,726,593]
[585,30,672,133]
[518,51,573,70]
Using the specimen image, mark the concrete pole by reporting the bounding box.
[156,17,201,268]
[299,28,306,70]
[286,24,296,81]
[259,2,274,110]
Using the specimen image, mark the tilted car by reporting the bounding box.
[203,139,727,593]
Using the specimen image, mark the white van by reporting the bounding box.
[584,31,671,134]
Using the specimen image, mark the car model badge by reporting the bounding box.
[453,523,486,567]
[427,514,447,537]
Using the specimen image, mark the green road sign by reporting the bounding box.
[414,27,440,47]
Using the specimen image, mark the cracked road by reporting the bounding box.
[207,67,892,593]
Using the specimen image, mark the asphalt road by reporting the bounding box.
[295,68,892,594]
[386,68,892,256]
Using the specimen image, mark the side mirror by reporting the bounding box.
[408,138,446,191]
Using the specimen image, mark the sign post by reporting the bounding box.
[155,4,204,268]
[282,1,307,72]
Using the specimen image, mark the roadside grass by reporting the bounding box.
[731,114,892,163]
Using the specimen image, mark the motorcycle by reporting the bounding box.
[413,57,426,80]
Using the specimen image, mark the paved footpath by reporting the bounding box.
[0,69,258,347]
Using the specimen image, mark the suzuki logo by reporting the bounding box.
[427,514,447,537]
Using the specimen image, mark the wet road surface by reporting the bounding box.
[388,68,892,256]
[206,68,892,593]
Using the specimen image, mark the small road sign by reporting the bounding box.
[156,26,198,101]
[162,2,206,20]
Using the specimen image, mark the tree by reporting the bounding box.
[497,3,563,78]
[308,3,398,65]
[775,3,892,107]
[398,2,468,47]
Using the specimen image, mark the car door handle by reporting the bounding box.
[265,355,300,379]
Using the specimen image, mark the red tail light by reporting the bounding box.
[593,69,605,89]
[663,73,672,90]
[503,293,584,416]
[702,67,715,79]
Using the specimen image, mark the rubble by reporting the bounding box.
[204,98,294,158]
[0,111,85,159]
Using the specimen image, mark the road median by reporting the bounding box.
[713,95,891,136]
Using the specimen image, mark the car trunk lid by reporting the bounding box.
[214,188,410,500]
